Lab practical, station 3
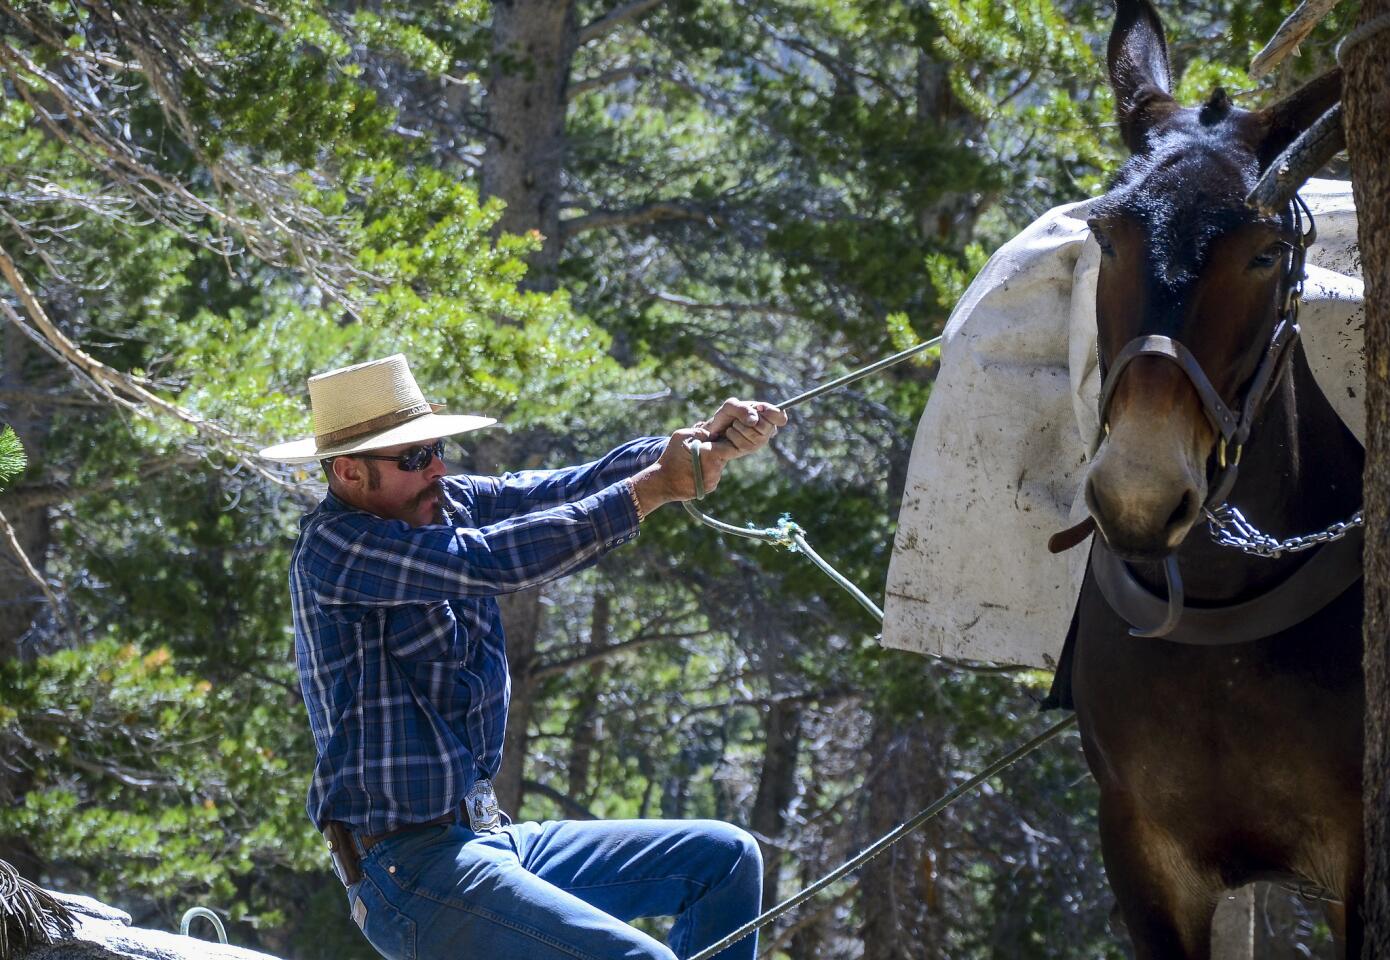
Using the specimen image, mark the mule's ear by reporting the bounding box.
[1255,68,1343,168]
[1108,0,1177,152]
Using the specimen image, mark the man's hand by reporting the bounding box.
[700,398,787,459]
[630,399,788,517]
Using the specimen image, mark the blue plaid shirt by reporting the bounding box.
[291,436,666,834]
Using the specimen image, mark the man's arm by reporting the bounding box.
[302,481,639,618]
[463,436,666,527]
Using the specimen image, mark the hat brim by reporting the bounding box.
[258,412,498,465]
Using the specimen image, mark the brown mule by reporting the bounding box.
[1060,2,1364,956]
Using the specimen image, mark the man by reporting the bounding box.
[259,354,788,960]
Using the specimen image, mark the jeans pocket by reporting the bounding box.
[352,875,417,960]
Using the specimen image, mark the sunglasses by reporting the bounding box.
[346,439,446,472]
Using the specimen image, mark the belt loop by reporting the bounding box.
[351,827,370,858]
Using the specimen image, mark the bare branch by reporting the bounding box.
[531,630,709,680]
[578,0,667,45]
[522,779,597,819]
[1250,0,1344,78]
[0,240,316,501]
[568,64,652,100]
[646,291,804,320]
[1246,102,1344,215]
[0,504,75,640]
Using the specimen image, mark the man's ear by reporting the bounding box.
[330,456,362,489]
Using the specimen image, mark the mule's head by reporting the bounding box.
[1083,0,1340,561]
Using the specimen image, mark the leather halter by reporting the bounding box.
[1095,196,1312,512]
[1087,196,1361,642]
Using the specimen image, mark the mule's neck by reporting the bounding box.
[1165,342,1364,602]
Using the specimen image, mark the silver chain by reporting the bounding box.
[1205,503,1364,559]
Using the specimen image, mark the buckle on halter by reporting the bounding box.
[1217,437,1243,469]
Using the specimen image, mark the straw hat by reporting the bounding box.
[258,355,496,464]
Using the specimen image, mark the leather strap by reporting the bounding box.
[1100,334,1242,442]
[316,401,437,447]
[355,811,456,853]
[1090,529,1363,645]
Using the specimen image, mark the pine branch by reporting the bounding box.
[0,428,25,492]
[578,0,667,45]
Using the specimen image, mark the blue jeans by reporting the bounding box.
[345,818,762,960]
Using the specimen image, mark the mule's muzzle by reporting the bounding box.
[1085,472,1203,562]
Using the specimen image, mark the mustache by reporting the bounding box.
[411,481,443,509]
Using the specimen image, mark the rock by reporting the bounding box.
[20,893,283,960]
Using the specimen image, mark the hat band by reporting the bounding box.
[316,401,434,448]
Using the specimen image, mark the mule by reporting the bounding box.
[1064,3,1364,956]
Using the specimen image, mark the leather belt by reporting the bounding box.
[356,810,457,852]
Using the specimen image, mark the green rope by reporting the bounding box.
[180,907,228,945]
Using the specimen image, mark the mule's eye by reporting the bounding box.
[1088,219,1115,257]
[1249,242,1289,271]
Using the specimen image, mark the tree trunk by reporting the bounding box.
[859,712,946,960]
[566,593,611,802]
[480,0,578,818]
[0,319,56,880]
[1345,3,1390,957]
[482,0,577,290]
[0,322,53,663]
[749,698,802,912]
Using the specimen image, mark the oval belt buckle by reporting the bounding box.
[465,778,503,833]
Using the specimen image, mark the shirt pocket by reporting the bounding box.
[383,604,467,663]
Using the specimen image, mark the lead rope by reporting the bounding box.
[687,718,1077,960]
[679,336,1080,960]
[680,337,944,622]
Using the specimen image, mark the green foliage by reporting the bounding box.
[0,427,25,491]
[0,638,319,924]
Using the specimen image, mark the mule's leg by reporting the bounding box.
[1098,794,1219,959]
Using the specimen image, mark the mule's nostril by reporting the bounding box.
[1163,489,1200,545]
[1167,491,1193,530]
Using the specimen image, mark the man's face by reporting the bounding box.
[330,438,448,527]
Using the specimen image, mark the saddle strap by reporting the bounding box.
[1090,527,1363,645]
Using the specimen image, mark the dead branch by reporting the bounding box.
[0,240,316,501]
[0,506,64,618]
[562,200,723,237]
[1246,102,1345,215]
[568,64,652,99]
[1250,0,1344,78]
[522,779,598,820]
